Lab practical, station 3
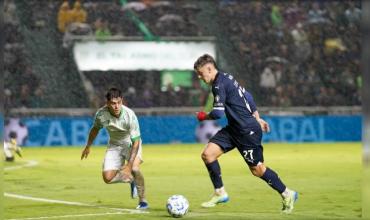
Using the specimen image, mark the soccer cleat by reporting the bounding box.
[136,201,149,210]
[282,190,298,213]
[130,182,138,199]
[201,193,229,208]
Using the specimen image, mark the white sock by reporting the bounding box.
[281,188,291,198]
[215,187,226,195]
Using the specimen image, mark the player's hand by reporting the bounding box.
[257,118,270,133]
[122,165,134,183]
[196,111,207,121]
[81,146,91,160]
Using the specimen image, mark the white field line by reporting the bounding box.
[4,193,148,214]
[6,212,137,220]
[4,160,39,171]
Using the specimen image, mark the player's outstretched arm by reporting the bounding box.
[253,111,270,133]
[81,126,100,160]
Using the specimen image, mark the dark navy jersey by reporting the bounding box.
[209,72,260,135]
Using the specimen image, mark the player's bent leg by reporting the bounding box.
[201,142,224,163]
[103,170,119,183]
[248,162,266,177]
[250,163,298,213]
[103,170,131,184]
[201,142,229,208]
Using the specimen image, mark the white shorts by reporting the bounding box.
[102,141,143,171]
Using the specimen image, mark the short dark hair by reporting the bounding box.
[105,87,122,101]
[194,54,217,71]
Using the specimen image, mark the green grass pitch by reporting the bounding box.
[4,143,361,220]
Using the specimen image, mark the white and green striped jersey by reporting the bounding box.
[92,105,141,147]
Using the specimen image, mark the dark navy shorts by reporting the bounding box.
[209,126,264,166]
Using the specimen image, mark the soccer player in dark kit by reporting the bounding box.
[194,54,297,213]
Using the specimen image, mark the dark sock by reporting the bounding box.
[260,167,286,194]
[205,160,223,189]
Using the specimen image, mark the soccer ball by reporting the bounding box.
[166,195,189,218]
[195,120,221,143]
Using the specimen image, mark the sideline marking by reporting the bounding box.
[4,193,148,214]
[4,160,39,171]
[6,212,137,220]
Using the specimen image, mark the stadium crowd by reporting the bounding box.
[219,1,361,106]
[4,0,362,109]
[4,0,43,110]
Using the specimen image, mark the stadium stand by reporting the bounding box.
[4,0,362,109]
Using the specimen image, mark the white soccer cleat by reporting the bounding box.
[282,190,298,213]
[201,193,229,208]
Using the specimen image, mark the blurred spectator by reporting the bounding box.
[94,18,112,40]
[260,66,277,89]
[317,87,329,106]
[324,38,346,55]
[156,14,185,36]
[283,1,305,29]
[20,66,40,91]
[290,22,311,63]
[29,85,46,108]
[70,0,87,24]
[57,1,72,33]
[274,85,292,107]
[345,2,361,25]
[63,22,92,48]
[124,86,138,107]
[122,1,147,12]
[259,64,277,103]
[270,4,283,29]
[308,2,328,24]
[160,84,181,106]
[188,79,207,106]
[4,0,19,25]
[140,85,154,107]
[18,84,32,108]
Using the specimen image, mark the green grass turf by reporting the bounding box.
[4,143,361,220]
